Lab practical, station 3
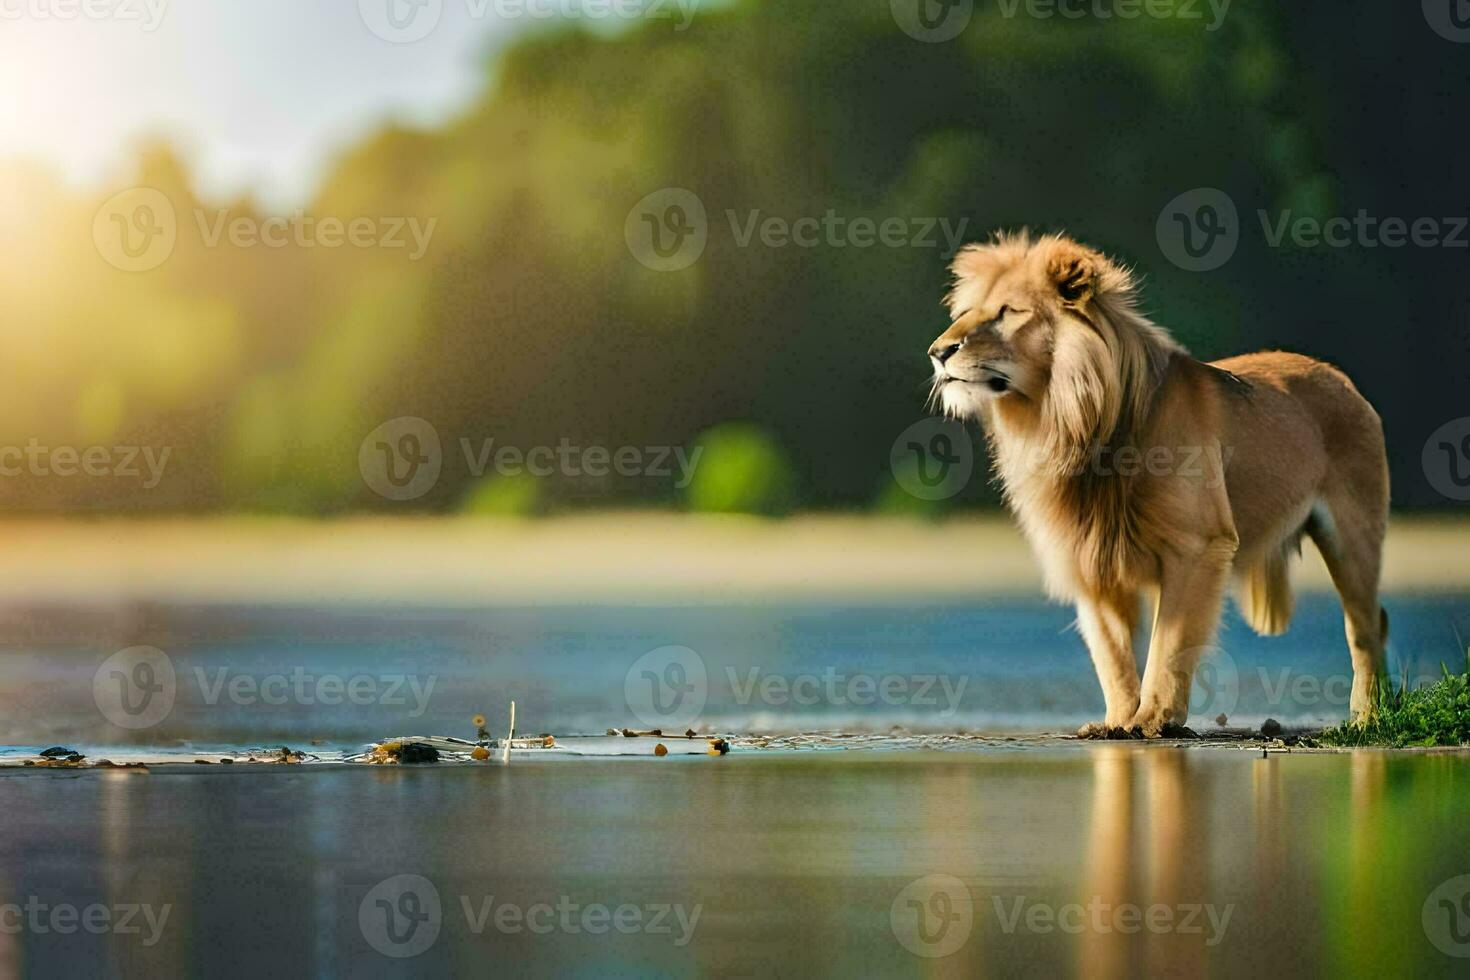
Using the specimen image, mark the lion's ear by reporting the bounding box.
[1047,243,1103,306]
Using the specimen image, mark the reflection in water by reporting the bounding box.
[1343,750,1390,974]
[1080,746,1134,980]
[1079,749,1213,978]
[1251,752,1287,950]
[1,750,1468,977]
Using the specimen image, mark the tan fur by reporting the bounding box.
[927,232,1389,733]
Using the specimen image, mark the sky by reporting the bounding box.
[0,1,522,208]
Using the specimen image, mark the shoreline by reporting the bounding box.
[0,513,1466,607]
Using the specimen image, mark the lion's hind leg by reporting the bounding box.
[1307,494,1388,723]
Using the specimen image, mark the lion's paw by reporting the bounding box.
[1125,709,1171,739]
[1076,722,1144,741]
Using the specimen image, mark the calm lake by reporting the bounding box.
[3,749,1470,977]
[1,592,1467,747]
[2,592,1469,977]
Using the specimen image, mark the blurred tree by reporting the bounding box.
[0,0,1464,513]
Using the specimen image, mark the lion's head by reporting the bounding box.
[927,232,1180,472]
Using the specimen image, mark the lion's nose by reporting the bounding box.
[930,341,963,364]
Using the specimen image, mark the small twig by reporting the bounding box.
[502,700,516,765]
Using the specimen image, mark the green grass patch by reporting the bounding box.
[1317,654,1470,747]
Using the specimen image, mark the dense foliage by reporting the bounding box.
[2,2,1464,514]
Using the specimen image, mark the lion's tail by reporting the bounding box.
[1239,544,1296,637]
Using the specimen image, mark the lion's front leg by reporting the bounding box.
[1132,538,1236,736]
[1076,590,1141,735]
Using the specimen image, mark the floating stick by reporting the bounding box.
[502,700,516,764]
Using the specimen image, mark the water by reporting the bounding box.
[1,593,1467,748]
[3,747,1469,978]
[3,594,1470,977]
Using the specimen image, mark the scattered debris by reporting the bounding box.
[612,727,705,738]
[29,746,87,766]
[365,741,440,764]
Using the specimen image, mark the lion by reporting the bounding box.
[926,232,1389,736]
